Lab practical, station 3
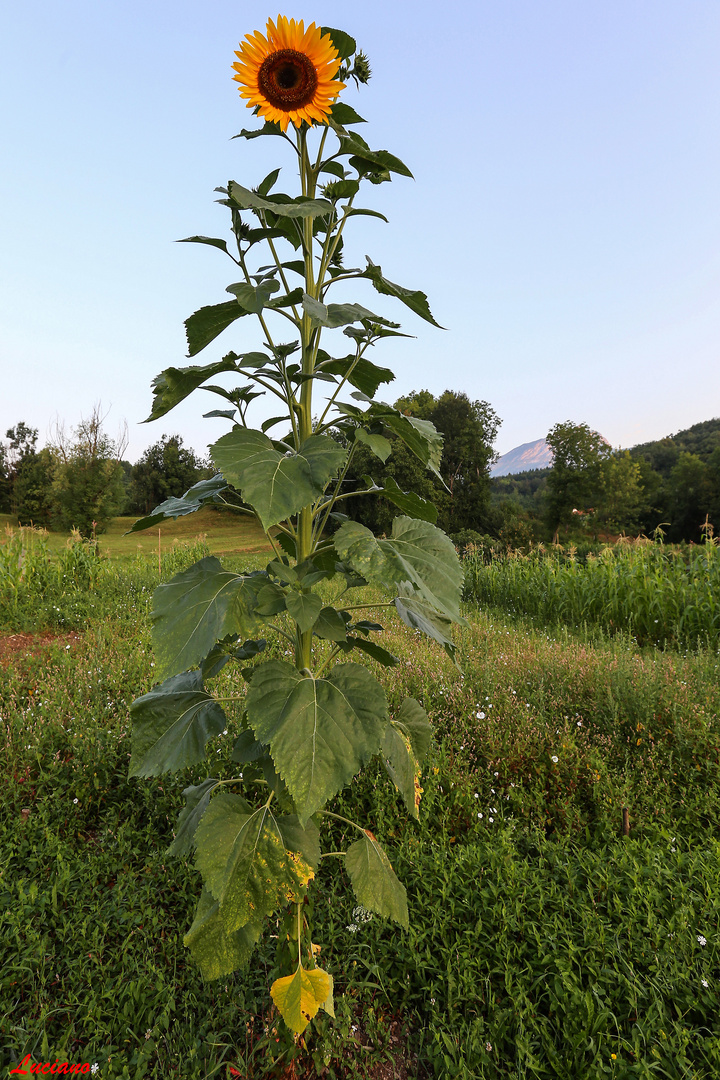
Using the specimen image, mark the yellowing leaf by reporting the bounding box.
[270,964,333,1034]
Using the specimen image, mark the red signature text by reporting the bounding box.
[10,1056,92,1075]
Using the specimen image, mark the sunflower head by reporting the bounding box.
[232,16,346,133]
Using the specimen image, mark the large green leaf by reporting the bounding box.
[246,661,388,824]
[211,429,346,531]
[284,591,323,634]
[345,832,408,928]
[335,399,443,478]
[354,428,392,462]
[381,723,420,819]
[228,181,332,220]
[318,354,394,398]
[322,28,357,60]
[185,301,249,357]
[184,887,262,980]
[375,476,438,524]
[394,583,456,653]
[129,670,227,777]
[226,279,280,313]
[271,964,333,1034]
[381,700,431,820]
[152,556,264,679]
[145,357,241,421]
[126,475,228,534]
[303,295,392,329]
[194,794,319,932]
[333,517,464,622]
[393,697,432,765]
[328,101,365,124]
[167,778,220,858]
[335,131,414,179]
[177,235,230,255]
[360,258,443,328]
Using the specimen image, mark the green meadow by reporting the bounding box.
[2,520,719,1078]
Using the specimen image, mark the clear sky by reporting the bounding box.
[2,0,719,461]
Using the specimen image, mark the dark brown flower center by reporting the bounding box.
[258,49,318,110]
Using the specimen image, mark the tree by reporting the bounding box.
[343,389,501,536]
[49,406,128,536]
[595,450,645,536]
[2,422,55,523]
[129,435,209,515]
[545,421,611,541]
[667,452,714,542]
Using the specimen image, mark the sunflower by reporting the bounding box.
[232,16,345,133]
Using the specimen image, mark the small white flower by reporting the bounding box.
[476,711,485,719]
[551,756,559,764]
[347,924,359,933]
[145,1029,152,1040]
[223,729,228,735]
[671,846,676,853]
[478,813,483,819]
[485,1042,492,1052]
[702,979,709,988]
[698,935,707,946]
[474,793,479,799]
[494,771,499,777]
[73,798,79,804]
[91,1067,99,1076]
[488,817,494,823]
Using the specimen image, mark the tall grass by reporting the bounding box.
[0,525,211,632]
[462,537,720,649]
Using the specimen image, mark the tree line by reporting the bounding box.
[0,408,210,537]
[3,399,717,545]
[494,417,720,545]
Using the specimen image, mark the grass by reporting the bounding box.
[0,508,273,561]
[2,540,720,1077]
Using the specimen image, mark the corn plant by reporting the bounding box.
[126,19,463,1036]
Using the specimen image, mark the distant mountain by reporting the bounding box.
[491,438,553,477]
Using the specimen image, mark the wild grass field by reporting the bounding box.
[2,524,720,1078]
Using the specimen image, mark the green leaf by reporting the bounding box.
[393,697,432,765]
[360,258,443,328]
[354,428,392,462]
[345,832,408,927]
[194,794,319,931]
[318,354,394,398]
[257,167,281,196]
[321,27,357,59]
[184,887,262,980]
[232,121,285,140]
[284,591,323,634]
[381,724,420,819]
[211,429,346,531]
[303,296,392,329]
[344,207,389,224]
[145,357,241,421]
[271,964,333,1034]
[339,635,398,667]
[246,661,388,824]
[313,606,348,642]
[334,517,464,622]
[394,583,456,653]
[152,556,264,679]
[229,181,332,219]
[167,778,220,858]
[226,279,280,313]
[381,413,444,478]
[376,476,438,524]
[177,235,230,255]
[185,301,249,357]
[323,179,360,200]
[328,101,365,124]
[129,670,227,777]
[126,475,229,534]
[231,729,268,764]
[255,581,288,616]
[381,700,432,819]
[336,132,413,179]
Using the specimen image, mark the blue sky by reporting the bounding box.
[2,0,719,460]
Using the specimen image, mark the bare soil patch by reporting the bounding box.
[0,631,82,667]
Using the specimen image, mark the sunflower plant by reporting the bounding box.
[127,17,463,1037]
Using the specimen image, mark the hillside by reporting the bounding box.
[490,438,553,476]
[629,417,720,477]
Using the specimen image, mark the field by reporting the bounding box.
[2,522,720,1078]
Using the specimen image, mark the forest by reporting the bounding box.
[1,403,718,546]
